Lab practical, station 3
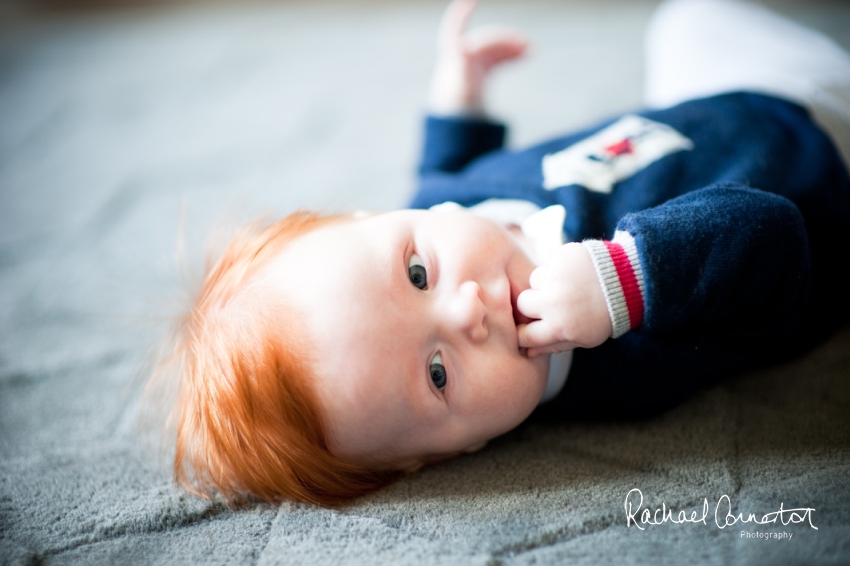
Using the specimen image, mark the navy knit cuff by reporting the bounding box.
[419,116,506,174]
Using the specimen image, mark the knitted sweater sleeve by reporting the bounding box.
[418,115,507,176]
[581,184,811,342]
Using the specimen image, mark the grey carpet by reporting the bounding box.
[1,1,849,564]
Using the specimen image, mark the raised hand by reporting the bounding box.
[516,243,613,357]
[429,0,528,115]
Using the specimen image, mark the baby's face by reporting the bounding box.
[265,208,550,469]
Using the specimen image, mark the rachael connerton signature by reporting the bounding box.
[624,488,817,530]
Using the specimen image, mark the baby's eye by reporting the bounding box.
[429,353,447,390]
[408,253,427,290]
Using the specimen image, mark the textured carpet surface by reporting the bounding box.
[1,1,849,564]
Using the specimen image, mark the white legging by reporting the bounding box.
[644,0,850,168]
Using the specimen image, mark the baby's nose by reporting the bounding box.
[445,281,488,343]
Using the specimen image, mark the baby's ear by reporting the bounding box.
[463,441,488,454]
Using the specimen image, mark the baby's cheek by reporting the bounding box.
[526,354,551,395]
[512,357,548,397]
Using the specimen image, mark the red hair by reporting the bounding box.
[161,211,400,506]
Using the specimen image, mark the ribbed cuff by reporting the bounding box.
[582,231,645,338]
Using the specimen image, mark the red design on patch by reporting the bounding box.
[605,138,633,156]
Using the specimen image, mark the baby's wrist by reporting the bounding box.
[429,80,484,116]
[428,97,485,117]
[428,56,486,116]
[581,232,645,338]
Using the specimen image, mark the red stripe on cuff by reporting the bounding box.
[603,240,644,329]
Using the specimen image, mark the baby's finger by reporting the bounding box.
[527,341,577,358]
[517,319,557,349]
[527,265,549,290]
[467,27,528,66]
[473,39,527,70]
[516,288,544,319]
[438,0,477,50]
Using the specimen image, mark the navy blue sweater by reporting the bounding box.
[410,92,850,420]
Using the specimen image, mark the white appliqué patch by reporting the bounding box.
[542,115,694,193]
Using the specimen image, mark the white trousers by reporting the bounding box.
[644,0,850,168]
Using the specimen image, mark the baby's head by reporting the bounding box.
[169,207,550,505]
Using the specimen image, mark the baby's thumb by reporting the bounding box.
[517,321,552,349]
[526,342,576,358]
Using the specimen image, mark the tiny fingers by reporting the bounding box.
[516,288,543,319]
[467,26,528,57]
[438,0,477,49]
[473,44,527,73]
[527,265,550,290]
[527,341,576,358]
[517,320,556,349]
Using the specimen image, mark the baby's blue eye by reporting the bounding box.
[429,353,447,390]
[408,253,427,290]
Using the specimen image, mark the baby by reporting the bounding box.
[161,0,850,506]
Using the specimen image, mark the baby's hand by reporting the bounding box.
[517,243,613,357]
[430,0,528,115]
